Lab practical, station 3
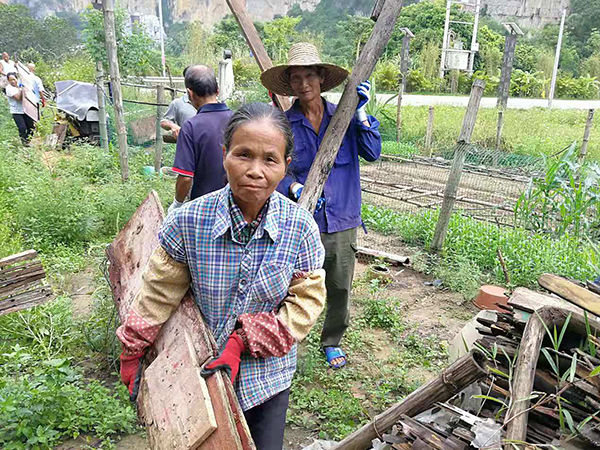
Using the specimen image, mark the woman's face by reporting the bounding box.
[289,67,324,104]
[223,119,291,210]
[7,75,17,88]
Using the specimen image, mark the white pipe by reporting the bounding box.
[158,0,166,77]
[467,0,481,74]
[439,0,451,79]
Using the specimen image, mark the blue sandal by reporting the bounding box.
[324,346,347,369]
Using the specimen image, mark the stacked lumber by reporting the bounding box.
[0,250,53,316]
[334,283,600,450]
[107,191,255,450]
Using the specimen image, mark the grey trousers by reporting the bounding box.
[320,227,357,348]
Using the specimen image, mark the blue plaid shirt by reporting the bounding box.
[159,186,325,410]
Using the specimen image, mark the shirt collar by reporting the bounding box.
[182,93,191,104]
[212,186,281,243]
[197,102,230,114]
[287,97,335,122]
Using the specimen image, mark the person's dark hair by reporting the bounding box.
[224,102,294,162]
[182,66,190,77]
[185,66,218,98]
[6,72,17,80]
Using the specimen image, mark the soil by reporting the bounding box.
[67,267,97,317]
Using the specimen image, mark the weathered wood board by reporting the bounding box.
[107,191,255,450]
[143,330,217,449]
[0,250,53,316]
[539,273,600,317]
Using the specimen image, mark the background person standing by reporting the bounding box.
[160,66,197,141]
[5,72,34,144]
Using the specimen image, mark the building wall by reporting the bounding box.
[465,0,571,28]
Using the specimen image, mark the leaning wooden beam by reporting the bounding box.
[299,0,404,213]
[332,349,488,450]
[106,191,255,450]
[504,306,600,448]
[225,0,291,111]
[539,273,600,317]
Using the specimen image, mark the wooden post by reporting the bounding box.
[96,61,109,151]
[431,79,485,252]
[298,0,404,213]
[497,33,517,110]
[494,108,505,167]
[425,106,434,156]
[370,0,386,21]
[225,0,291,111]
[154,85,164,173]
[579,109,595,165]
[396,29,413,141]
[103,0,129,181]
[331,350,488,450]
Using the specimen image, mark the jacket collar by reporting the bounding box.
[198,102,230,114]
[287,97,335,123]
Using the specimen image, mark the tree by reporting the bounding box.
[568,0,600,58]
[82,6,159,76]
[263,16,301,63]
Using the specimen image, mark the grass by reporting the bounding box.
[361,203,598,299]
[378,105,600,160]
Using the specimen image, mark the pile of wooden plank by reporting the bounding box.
[0,250,53,316]
[333,281,600,450]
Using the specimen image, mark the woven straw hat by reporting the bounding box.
[260,43,349,96]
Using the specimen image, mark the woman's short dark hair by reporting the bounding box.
[223,102,294,162]
[6,72,17,80]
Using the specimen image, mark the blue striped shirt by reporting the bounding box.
[159,185,325,410]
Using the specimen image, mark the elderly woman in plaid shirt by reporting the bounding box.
[116,102,326,450]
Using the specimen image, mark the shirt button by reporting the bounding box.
[240,279,247,285]
[244,249,250,255]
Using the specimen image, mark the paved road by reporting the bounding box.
[324,92,600,110]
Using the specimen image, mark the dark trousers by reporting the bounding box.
[12,113,35,144]
[320,227,357,348]
[244,388,289,450]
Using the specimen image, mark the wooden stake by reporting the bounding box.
[495,109,505,153]
[298,0,404,213]
[425,105,434,156]
[154,85,164,173]
[431,79,485,252]
[103,0,129,181]
[497,33,517,110]
[579,109,595,165]
[95,61,109,151]
[396,31,412,141]
[331,350,488,450]
[225,0,291,111]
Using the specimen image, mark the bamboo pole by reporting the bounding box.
[95,61,109,151]
[425,106,434,156]
[154,85,164,173]
[431,79,486,252]
[332,350,488,450]
[579,109,595,165]
[103,0,129,181]
[298,0,404,213]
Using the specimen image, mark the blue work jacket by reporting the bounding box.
[277,98,382,234]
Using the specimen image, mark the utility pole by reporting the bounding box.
[439,0,451,79]
[548,7,567,109]
[467,0,481,75]
[158,0,166,77]
[103,0,129,181]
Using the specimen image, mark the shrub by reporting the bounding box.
[373,60,400,92]
[232,59,262,88]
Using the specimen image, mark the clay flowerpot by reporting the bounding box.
[473,285,508,312]
[366,264,392,285]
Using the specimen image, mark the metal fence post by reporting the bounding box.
[431,79,486,252]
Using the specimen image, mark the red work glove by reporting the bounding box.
[120,351,144,401]
[201,331,245,383]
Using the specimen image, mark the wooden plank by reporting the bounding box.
[298,0,404,213]
[0,249,37,267]
[143,331,217,449]
[539,273,600,317]
[508,287,586,318]
[225,0,291,111]
[0,264,44,285]
[0,288,53,316]
[0,259,43,276]
[0,272,45,296]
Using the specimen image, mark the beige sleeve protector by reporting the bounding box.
[276,268,326,341]
[116,245,191,355]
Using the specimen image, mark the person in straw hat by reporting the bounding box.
[262,42,382,370]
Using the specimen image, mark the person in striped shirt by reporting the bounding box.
[117,102,326,450]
